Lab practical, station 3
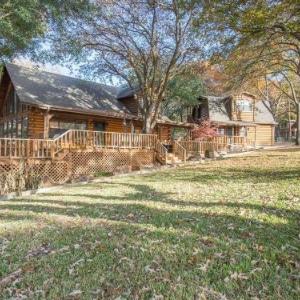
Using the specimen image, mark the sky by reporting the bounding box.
[13,58,80,77]
[12,57,121,86]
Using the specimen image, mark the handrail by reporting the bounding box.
[173,140,186,163]
[155,140,168,164]
[0,130,158,159]
[180,140,215,155]
[0,138,53,159]
[179,135,253,156]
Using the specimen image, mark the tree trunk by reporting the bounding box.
[296,102,300,145]
[142,113,152,133]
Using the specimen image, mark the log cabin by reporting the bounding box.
[189,92,276,146]
[0,64,278,194]
[0,63,189,141]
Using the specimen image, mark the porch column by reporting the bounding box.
[43,110,53,139]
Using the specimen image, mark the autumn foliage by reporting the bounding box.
[191,118,218,140]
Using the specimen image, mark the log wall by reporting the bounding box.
[28,108,45,138]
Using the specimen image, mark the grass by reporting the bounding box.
[0,148,299,299]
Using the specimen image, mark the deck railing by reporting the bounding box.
[0,130,158,159]
[0,138,53,159]
[178,140,214,155]
[173,140,186,162]
[0,131,255,160]
[178,135,254,156]
[155,140,168,163]
[212,136,255,148]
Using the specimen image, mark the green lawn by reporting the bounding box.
[0,149,299,299]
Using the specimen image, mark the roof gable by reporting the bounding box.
[200,96,231,122]
[4,63,132,116]
[200,94,276,125]
[254,100,276,124]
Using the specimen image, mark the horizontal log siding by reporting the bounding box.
[105,118,125,132]
[156,125,171,141]
[25,108,177,140]
[87,119,94,131]
[28,109,45,138]
[49,111,143,134]
[119,97,139,115]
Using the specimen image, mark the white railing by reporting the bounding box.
[0,138,53,159]
[178,135,254,156]
[178,140,214,154]
[155,140,168,164]
[0,130,158,159]
[173,140,186,162]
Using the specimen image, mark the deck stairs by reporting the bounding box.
[155,140,186,166]
[165,153,182,165]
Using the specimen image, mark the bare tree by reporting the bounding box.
[269,72,300,144]
[46,0,204,132]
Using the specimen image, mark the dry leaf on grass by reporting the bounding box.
[67,289,82,299]
[0,268,22,289]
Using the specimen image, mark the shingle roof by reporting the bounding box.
[117,85,138,99]
[254,100,276,124]
[6,63,132,116]
[201,96,231,122]
[201,95,276,125]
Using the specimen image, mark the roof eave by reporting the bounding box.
[211,120,257,127]
[21,101,139,120]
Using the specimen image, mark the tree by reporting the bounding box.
[191,118,218,140]
[269,72,300,142]
[0,0,88,61]
[163,69,205,122]
[199,0,300,144]
[43,0,204,133]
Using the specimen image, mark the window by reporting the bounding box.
[94,122,106,131]
[49,119,87,138]
[50,119,87,130]
[226,127,233,136]
[217,128,225,136]
[239,127,247,137]
[236,99,253,112]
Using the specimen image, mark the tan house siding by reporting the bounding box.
[231,94,255,122]
[255,124,274,146]
[247,126,256,143]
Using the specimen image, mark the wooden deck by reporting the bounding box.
[0,130,254,161]
[0,131,256,195]
[0,130,157,159]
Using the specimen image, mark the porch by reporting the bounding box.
[0,131,255,195]
[0,130,255,162]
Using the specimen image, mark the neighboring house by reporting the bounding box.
[276,120,297,142]
[0,63,187,141]
[189,92,277,146]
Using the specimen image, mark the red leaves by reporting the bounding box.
[191,118,218,140]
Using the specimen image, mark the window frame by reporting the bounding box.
[236,99,253,112]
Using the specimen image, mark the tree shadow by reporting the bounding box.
[1,172,299,299]
[1,180,299,249]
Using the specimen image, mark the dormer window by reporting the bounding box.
[236,99,253,112]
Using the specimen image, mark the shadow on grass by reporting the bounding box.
[164,168,300,184]
[1,180,299,250]
[1,159,299,299]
